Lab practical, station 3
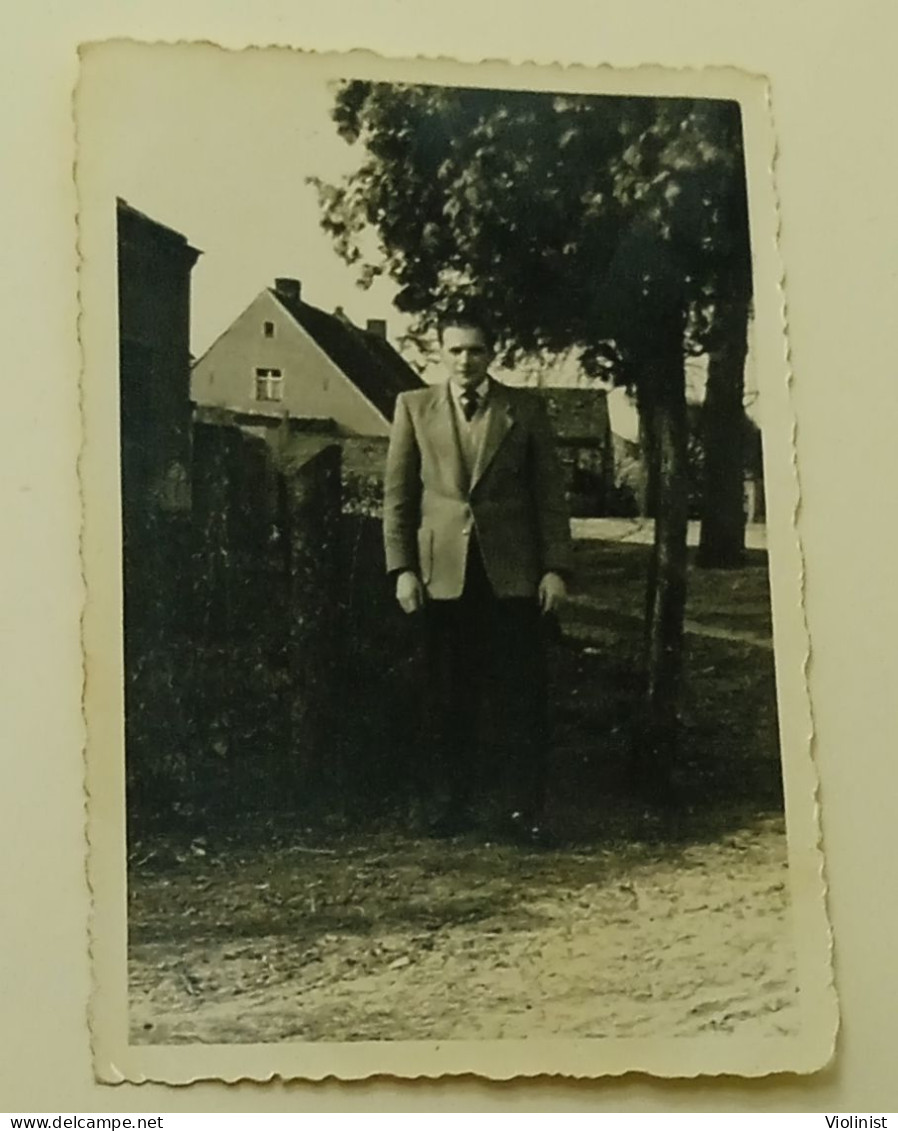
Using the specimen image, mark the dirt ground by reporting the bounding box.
[129,813,797,1044]
[129,538,795,1044]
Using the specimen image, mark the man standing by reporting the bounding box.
[383,311,573,845]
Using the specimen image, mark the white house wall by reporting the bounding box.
[190,290,390,436]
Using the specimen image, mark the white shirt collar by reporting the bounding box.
[449,377,490,406]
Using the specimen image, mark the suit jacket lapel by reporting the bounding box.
[426,382,469,495]
[471,379,515,491]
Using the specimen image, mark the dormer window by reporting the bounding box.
[263,321,275,338]
[255,367,283,402]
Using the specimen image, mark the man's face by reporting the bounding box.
[440,325,493,387]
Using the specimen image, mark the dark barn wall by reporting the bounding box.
[118,205,197,511]
[117,202,200,640]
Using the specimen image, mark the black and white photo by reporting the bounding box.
[77,43,836,1081]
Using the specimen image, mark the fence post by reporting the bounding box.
[282,442,343,808]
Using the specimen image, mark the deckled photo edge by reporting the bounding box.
[76,42,835,1083]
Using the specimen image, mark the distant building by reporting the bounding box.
[118,198,201,518]
[531,387,614,517]
[607,383,765,521]
[117,198,201,637]
[191,277,424,438]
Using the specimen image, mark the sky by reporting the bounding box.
[92,43,757,409]
[95,45,404,358]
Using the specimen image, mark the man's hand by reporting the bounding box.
[396,570,425,615]
[538,571,567,615]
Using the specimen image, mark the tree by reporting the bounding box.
[313,82,751,780]
[692,100,754,569]
[696,285,752,568]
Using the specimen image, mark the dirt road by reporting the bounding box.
[129,814,797,1044]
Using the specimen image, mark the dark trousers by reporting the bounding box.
[423,537,550,820]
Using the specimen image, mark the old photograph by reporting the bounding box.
[78,44,835,1080]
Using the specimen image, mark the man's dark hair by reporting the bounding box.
[436,305,496,351]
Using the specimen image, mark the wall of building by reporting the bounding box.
[191,290,390,437]
[117,207,199,650]
[118,215,196,521]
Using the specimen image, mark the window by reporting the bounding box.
[254,367,283,402]
[263,321,275,338]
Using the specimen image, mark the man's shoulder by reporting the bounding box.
[396,384,442,411]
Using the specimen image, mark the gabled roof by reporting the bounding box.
[270,289,425,421]
[531,387,611,444]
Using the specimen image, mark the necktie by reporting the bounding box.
[460,387,479,421]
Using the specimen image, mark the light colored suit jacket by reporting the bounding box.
[383,378,573,599]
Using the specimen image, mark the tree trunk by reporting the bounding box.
[645,363,690,735]
[636,383,662,630]
[632,320,690,800]
[636,398,660,520]
[696,286,752,569]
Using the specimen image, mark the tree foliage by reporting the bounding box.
[313,81,751,393]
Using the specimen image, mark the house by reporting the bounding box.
[118,198,201,521]
[530,387,614,517]
[190,277,425,438]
